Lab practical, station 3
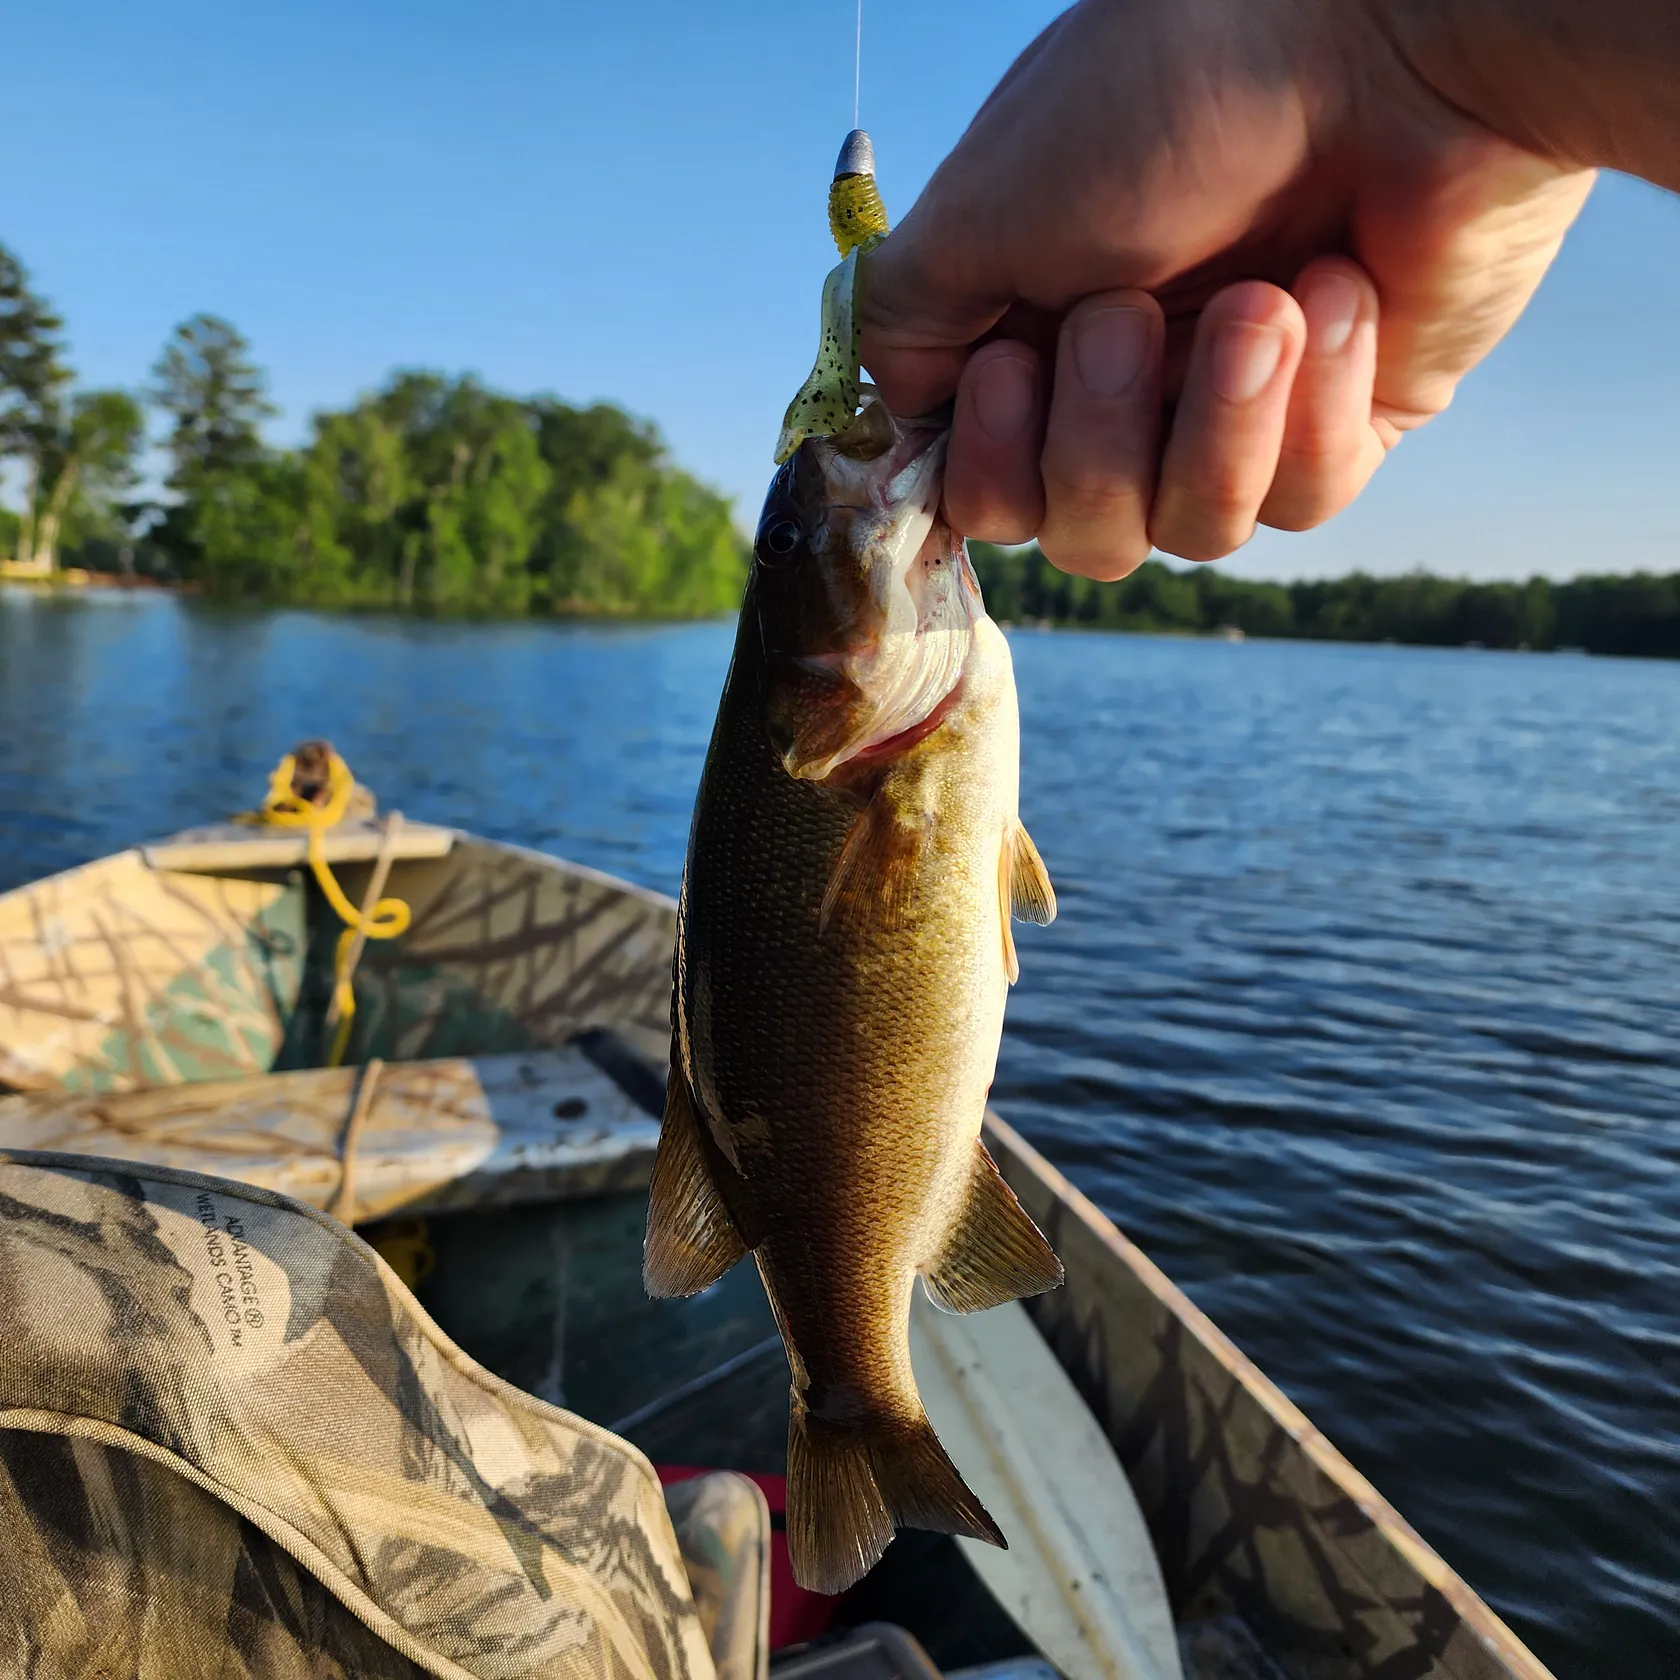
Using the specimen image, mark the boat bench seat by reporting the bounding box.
[0,1038,665,1224]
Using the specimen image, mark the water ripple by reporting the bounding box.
[2,597,1676,1674]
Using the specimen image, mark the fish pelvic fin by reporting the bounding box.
[920,1141,1065,1314]
[786,1399,1004,1595]
[1006,818,1057,925]
[643,1069,747,1298]
[998,819,1055,984]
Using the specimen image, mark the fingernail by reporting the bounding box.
[1303,272,1361,356]
[972,354,1036,442]
[1211,321,1285,404]
[1073,305,1151,398]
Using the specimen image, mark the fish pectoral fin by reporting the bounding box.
[643,1069,747,1298]
[786,1395,1002,1595]
[1006,819,1057,925]
[920,1141,1065,1313]
[820,798,922,934]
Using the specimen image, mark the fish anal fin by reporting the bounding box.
[786,1398,1002,1594]
[821,799,922,934]
[643,1070,747,1299]
[1006,819,1056,925]
[921,1142,1064,1314]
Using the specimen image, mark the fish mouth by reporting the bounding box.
[824,398,947,519]
[782,404,977,782]
[882,420,947,508]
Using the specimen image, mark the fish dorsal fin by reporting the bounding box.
[1007,820,1057,925]
[921,1142,1064,1314]
[644,1070,747,1298]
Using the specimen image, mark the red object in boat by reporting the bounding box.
[656,1465,838,1649]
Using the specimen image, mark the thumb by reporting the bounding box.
[856,7,1089,416]
[858,210,1016,418]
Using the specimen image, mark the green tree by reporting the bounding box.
[299,404,410,604]
[150,314,274,486]
[185,456,310,600]
[29,389,144,571]
[0,245,72,566]
[148,315,280,587]
[134,331,744,614]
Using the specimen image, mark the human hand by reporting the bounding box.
[859,0,1600,576]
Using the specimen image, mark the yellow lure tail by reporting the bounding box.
[775,130,891,464]
[829,171,890,259]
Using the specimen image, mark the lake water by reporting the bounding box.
[2,588,1677,1677]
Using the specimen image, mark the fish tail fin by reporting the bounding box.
[786,1398,1003,1595]
[872,1408,1005,1550]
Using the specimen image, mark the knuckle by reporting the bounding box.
[1264,429,1386,530]
[968,511,1041,545]
[1039,484,1151,576]
[1038,476,1152,578]
[1260,496,1333,534]
[1183,480,1256,531]
[1260,461,1341,531]
[1274,414,1345,467]
[1149,495,1253,563]
[1040,464,1148,529]
[1039,527,1152,580]
[1157,534,1243,564]
[946,473,1042,546]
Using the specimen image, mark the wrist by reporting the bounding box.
[1379,0,1680,187]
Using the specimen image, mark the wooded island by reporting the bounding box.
[0,243,746,615]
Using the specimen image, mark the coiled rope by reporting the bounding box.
[247,750,411,1068]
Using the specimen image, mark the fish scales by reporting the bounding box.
[647,400,1063,1595]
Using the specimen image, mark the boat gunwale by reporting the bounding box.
[983,1111,1555,1680]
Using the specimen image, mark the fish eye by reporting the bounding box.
[759,518,802,561]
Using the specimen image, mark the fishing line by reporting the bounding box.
[853,0,862,129]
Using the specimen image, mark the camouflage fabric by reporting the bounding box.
[0,1429,430,1678]
[0,1149,717,1680]
[665,1476,770,1680]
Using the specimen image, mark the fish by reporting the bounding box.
[643,393,1063,1595]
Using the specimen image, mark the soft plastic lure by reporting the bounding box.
[774,130,891,464]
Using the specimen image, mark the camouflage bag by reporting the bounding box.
[0,1149,767,1680]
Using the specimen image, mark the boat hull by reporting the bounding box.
[0,832,1554,1679]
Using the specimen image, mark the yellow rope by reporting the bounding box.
[252,751,410,1067]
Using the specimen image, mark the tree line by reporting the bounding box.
[0,242,746,615]
[969,546,1680,660]
[4,237,1677,648]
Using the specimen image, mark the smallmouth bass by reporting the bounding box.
[644,395,1062,1594]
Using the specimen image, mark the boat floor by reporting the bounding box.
[375,1193,1290,1680]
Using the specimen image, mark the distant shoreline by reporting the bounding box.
[969,547,1680,662]
[7,556,1677,661]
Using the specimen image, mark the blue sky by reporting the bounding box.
[7,0,1679,583]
